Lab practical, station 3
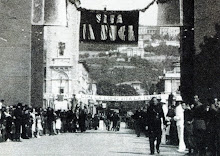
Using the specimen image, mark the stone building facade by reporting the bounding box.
[42,1,81,109]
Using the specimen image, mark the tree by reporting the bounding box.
[115,84,138,96]
[79,53,89,59]
[96,81,117,96]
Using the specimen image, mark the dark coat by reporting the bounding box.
[147,105,165,135]
[14,108,22,121]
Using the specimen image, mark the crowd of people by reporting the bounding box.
[131,95,220,155]
[1,95,220,155]
[0,101,112,143]
[0,100,123,143]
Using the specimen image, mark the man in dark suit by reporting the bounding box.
[13,103,23,142]
[132,109,143,137]
[146,97,165,155]
[192,95,207,156]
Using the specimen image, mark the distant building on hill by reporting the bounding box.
[117,47,145,58]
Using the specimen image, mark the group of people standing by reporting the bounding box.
[0,102,101,143]
[132,95,220,155]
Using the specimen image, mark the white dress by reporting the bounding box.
[36,116,43,131]
[30,112,36,132]
[174,104,186,152]
[56,118,62,130]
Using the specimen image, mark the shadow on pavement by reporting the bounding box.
[110,151,147,155]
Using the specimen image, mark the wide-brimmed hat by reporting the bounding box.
[160,99,167,104]
[175,95,183,102]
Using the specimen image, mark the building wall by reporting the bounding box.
[193,0,220,100]
[157,0,181,26]
[0,0,32,105]
[44,1,80,106]
[194,0,220,54]
[31,25,44,107]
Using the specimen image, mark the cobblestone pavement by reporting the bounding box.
[0,123,187,156]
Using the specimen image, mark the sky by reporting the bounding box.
[80,0,158,26]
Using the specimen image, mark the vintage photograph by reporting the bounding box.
[0,0,219,155]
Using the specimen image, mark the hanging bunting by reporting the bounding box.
[80,10,139,44]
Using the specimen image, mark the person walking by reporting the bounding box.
[146,97,165,155]
[132,109,142,137]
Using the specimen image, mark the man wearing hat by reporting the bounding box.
[174,95,186,152]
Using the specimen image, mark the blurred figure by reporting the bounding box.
[174,97,186,152]
[36,112,43,138]
[105,112,111,131]
[30,108,36,138]
[167,101,178,145]
[13,103,23,142]
[3,106,13,142]
[55,111,61,135]
[0,99,4,110]
[132,109,142,137]
[183,103,195,154]
[206,98,220,155]
[78,108,87,132]
[47,107,55,135]
[112,112,120,131]
[192,95,207,156]
[160,99,168,144]
[93,114,100,130]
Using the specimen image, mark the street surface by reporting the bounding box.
[0,122,187,156]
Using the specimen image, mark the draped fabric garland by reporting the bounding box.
[70,0,160,43]
[156,0,170,4]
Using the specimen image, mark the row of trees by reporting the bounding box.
[151,32,180,41]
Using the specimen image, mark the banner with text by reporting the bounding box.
[76,94,168,101]
[80,10,139,43]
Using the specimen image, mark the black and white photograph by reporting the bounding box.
[0,0,219,155]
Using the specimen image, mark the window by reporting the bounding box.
[58,42,65,56]
[59,87,64,94]
[44,67,46,78]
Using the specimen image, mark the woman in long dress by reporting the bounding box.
[36,113,43,138]
[55,113,62,134]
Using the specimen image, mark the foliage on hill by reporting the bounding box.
[85,56,166,94]
[97,81,138,96]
